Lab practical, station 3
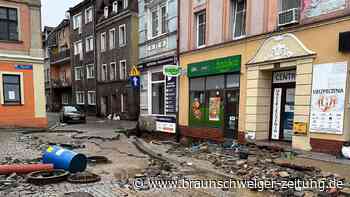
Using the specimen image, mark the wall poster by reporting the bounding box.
[302,0,346,18]
[209,97,221,121]
[310,62,348,134]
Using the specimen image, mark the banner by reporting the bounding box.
[310,62,347,134]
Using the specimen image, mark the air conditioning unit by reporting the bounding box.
[278,8,299,27]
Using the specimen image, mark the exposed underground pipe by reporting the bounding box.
[0,164,54,175]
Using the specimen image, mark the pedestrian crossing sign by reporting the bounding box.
[129,66,140,77]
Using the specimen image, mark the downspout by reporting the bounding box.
[175,0,181,142]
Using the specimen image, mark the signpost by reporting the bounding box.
[129,66,141,89]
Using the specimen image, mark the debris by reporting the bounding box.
[43,146,87,173]
[275,162,316,172]
[0,164,54,175]
[26,169,69,185]
[87,156,110,164]
[67,171,101,184]
[278,171,290,178]
[63,192,94,197]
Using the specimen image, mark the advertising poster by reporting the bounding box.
[209,97,221,121]
[192,98,202,120]
[302,0,346,18]
[310,62,347,134]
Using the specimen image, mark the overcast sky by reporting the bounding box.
[41,0,83,28]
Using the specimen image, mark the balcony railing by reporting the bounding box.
[52,79,72,88]
[50,49,71,64]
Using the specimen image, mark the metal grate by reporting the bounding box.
[278,8,299,27]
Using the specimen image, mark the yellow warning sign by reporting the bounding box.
[129,66,140,77]
[47,146,54,153]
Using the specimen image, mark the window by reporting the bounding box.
[104,6,109,18]
[160,6,168,34]
[75,67,84,80]
[86,64,95,79]
[151,9,159,37]
[76,91,84,105]
[119,60,127,80]
[196,11,206,48]
[124,0,128,9]
[74,40,83,55]
[150,4,168,38]
[110,62,117,80]
[121,93,127,112]
[189,74,240,127]
[3,75,21,104]
[109,28,115,49]
[113,1,118,12]
[85,36,94,52]
[88,91,96,105]
[73,13,82,30]
[119,24,126,47]
[101,64,108,81]
[101,32,106,52]
[280,0,299,11]
[62,94,69,105]
[85,7,93,24]
[151,72,165,115]
[232,0,246,39]
[0,7,18,41]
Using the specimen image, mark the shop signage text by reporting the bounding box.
[188,55,241,78]
[273,70,296,84]
[272,88,282,140]
[155,116,176,134]
[293,122,308,135]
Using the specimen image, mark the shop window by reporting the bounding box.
[151,72,165,115]
[189,74,239,127]
[121,93,127,112]
[3,75,21,104]
[140,73,149,114]
[0,7,18,41]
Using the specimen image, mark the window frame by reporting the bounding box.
[88,91,96,105]
[196,11,206,48]
[0,6,19,41]
[119,60,127,80]
[73,13,82,30]
[119,24,126,47]
[104,6,109,18]
[150,71,166,115]
[76,91,85,105]
[100,32,106,52]
[85,6,93,24]
[101,64,108,81]
[109,28,116,49]
[74,40,82,55]
[2,74,21,104]
[149,3,168,39]
[110,62,117,81]
[232,0,246,39]
[86,64,95,79]
[85,36,94,52]
[74,66,83,81]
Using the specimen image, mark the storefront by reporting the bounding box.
[245,33,350,155]
[183,55,241,140]
[138,56,178,134]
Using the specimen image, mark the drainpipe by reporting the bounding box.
[175,0,181,142]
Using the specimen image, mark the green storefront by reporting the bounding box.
[188,55,241,139]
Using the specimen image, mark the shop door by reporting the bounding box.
[271,85,295,141]
[224,89,240,139]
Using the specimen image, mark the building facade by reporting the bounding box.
[0,0,47,128]
[43,26,54,111]
[95,0,139,119]
[138,0,178,133]
[178,0,350,155]
[69,0,97,115]
[46,19,73,112]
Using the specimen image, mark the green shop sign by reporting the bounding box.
[188,55,241,78]
[163,65,181,77]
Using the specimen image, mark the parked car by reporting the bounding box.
[59,106,86,123]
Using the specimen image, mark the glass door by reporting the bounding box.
[224,89,240,139]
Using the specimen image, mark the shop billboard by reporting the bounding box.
[310,62,348,134]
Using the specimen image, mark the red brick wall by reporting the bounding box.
[310,138,344,155]
[179,126,224,142]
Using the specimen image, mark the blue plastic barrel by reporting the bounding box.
[43,146,87,173]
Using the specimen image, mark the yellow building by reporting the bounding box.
[178,0,350,155]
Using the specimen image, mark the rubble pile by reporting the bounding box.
[166,142,346,195]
